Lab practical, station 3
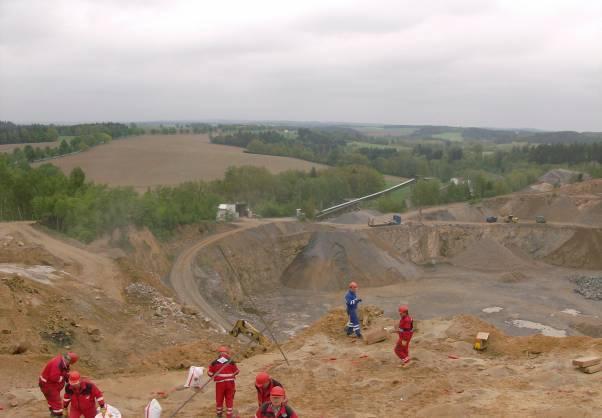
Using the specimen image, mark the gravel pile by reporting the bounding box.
[573,276,602,301]
[126,282,187,318]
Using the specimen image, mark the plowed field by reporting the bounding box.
[34,134,325,190]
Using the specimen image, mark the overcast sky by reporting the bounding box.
[1,0,601,130]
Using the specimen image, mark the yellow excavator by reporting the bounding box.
[229,319,272,348]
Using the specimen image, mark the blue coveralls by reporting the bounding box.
[345,290,362,337]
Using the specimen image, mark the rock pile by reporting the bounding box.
[573,276,602,300]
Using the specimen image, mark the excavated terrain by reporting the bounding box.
[1,179,601,417]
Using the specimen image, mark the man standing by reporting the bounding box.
[62,371,106,418]
[255,386,298,418]
[345,281,362,338]
[39,352,79,417]
[394,305,414,365]
[255,372,283,406]
[207,346,239,418]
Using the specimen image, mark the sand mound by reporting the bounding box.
[544,228,602,269]
[281,230,419,290]
[445,315,602,359]
[329,209,381,225]
[451,237,531,271]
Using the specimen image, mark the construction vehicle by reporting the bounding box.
[535,215,546,223]
[503,215,519,223]
[368,214,402,227]
[229,319,272,348]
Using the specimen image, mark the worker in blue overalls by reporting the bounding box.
[345,281,362,338]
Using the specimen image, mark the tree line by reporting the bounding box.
[0,121,142,144]
[0,153,384,242]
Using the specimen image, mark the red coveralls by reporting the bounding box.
[39,354,69,416]
[207,355,239,417]
[63,380,105,418]
[255,403,299,418]
[255,378,282,406]
[394,314,414,362]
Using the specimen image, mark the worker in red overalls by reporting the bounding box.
[394,305,414,365]
[254,372,283,406]
[62,371,106,418]
[207,346,239,418]
[255,386,298,418]
[39,352,79,417]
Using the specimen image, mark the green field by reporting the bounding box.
[432,131,464,142]
[349,141,412,152]
[355,126,418,137]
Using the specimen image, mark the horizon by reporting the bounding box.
[3,118,600,134]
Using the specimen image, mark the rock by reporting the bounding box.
[10,342,30,355]
[181,305,198,316]
[91,335,102,343]
[9,400,18,407]
[86,328,101,336]
[1,329,11,334]
[17,241,24,247]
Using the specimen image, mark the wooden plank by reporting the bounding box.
[363,328,389,345]
[583,363,602,374]
[572,356,601,368]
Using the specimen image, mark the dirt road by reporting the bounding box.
[0,222,123,301]
[167,219,273,332]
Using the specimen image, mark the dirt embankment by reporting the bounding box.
[0,222,224,397]
[191,220,602,312]
[409,179,602,225]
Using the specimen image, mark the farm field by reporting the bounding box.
[0,140,59,153]
[33,134,327,191]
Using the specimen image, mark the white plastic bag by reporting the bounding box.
[95,404,122,418]
[144,398,162,418]
[184,366,204,388]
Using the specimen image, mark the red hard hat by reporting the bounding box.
[255,372,270,387]
[68,371,81,385]
[270,386,285,397]
[349,281,358,289]
[398,305,409,313]
[67,352,79,364]
[218,346,230,354]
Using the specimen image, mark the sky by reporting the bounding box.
[0,0,601,131]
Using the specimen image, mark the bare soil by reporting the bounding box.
[33,134,326,191]
[0,140,59,153]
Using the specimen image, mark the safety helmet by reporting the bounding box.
[68,371,81,385]
[218,346,230,354]
[270,386,285,397]
[255,372,270,387]
[67,352,79,364]
[398,305,409,313]
[348,281,358,289]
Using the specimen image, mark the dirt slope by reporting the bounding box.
[3,312,601,417]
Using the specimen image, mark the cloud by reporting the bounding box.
[0,0,601,130]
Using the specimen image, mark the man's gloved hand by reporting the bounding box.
[63,408,69,417]
[357,299,363,303]
[98,406,107,416]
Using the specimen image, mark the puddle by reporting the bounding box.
[0,264,62,285]
[482,306,504,313]
[560,309,581,316]
[507,319,566,337]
